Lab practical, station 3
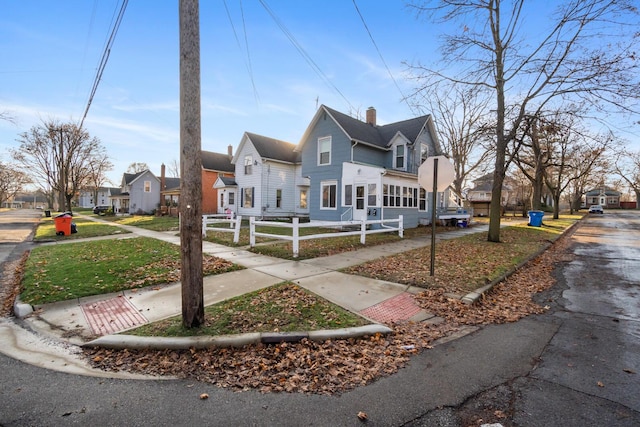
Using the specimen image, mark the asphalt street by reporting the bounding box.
[0,209,638,426]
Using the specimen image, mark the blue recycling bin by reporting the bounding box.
[528,210,544,227]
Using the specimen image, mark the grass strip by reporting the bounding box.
[127,282,370,337]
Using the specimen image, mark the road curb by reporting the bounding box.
[82,324,393,350]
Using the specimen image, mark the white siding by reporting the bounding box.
[260,161,299,216]
[234,137,263,217]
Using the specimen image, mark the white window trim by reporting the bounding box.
[318,136,332,166]
[320,180,337,210]
[394,143,406,171]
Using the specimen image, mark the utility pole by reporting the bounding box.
[179,0,204,328]
[58,128,65,211]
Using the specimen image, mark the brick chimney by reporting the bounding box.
[366,106,376,126]
[227,144,233,159]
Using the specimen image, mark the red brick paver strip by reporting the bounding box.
[81,296,148,336]
[359,292,423,324]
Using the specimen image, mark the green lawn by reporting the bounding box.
[20,237,241,305]
[34,215,131,241]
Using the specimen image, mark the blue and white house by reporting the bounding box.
[215,132,310,219]
[296,105,462,229]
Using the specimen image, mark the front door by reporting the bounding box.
[353,184,366,221]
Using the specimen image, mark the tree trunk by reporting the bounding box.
[179,0,204,328]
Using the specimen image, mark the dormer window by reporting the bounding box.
[395,144,405,169]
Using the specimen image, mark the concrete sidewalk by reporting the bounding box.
[9,215,501,362]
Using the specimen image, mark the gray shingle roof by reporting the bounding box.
[324,105,431,148]
[163,177,180,191]
[202,150,234,172]
[246,132,299,163]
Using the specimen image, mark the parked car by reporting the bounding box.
[93,205,110,214]
[588,204,604,214]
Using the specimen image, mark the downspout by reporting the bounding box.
[351,140,359,162]
[380,169,387,221]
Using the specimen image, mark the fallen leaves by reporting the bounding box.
[81,226,574,396]
[84,321,459,395]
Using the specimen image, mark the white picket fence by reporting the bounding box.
[202,214,242,243]
[249,215,403,258]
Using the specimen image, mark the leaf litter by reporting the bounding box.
[83,229,575,395]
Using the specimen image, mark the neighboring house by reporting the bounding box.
[202,147,235,214]
[215,132,309,219]
[584,188,620,209]
[110,170,161,214]
[3,192,46,209]
[158,148,235,216]
[296,105,459,228]
[466,173,518,216]
[77,187,118,208]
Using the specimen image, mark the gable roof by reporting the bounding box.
[202,150,234,172]
[233,132,299,164]
[122,169,159,186]
[297,105,440,152]
[585,188,621,197]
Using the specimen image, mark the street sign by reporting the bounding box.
[418,155,455,192]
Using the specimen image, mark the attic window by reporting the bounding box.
[244,155,253,175]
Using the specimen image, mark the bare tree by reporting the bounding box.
[83,145,114,208]
[168,159,180,178]
[614,149,640,209]
[0,111,15,124]
[544,121,610,218]
[414,84,494,196]
[408,0,640,242]
[12,120,108,212]
[126,162,150,174]
[0,161,30,207]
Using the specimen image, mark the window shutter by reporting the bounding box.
[251,187,255,207]
[240,188,244,207]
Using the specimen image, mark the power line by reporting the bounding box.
[258,0,355,112]
[79,0,129,129]
[223,0,260,104]
[352,0,417,115]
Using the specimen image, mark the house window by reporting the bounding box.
[144,181,151,192]
[299,189,307,209]
[383,184,388,207]
[395,145,405,169]
[368,183,377,207]
[383,184,402,207]
[244,155,253,175]
[243,187,254,208]
[344,184,353,206]
[318,136,331,165]
[276,189,282,208]
[420,142,429,163]
[419,188,427,211]
[321,181,337,209]
[228,192,235,205]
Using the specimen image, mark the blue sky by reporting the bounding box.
[1,1,637,186]
[1,0,440,184]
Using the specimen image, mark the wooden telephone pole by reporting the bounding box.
[179,0,204,328]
